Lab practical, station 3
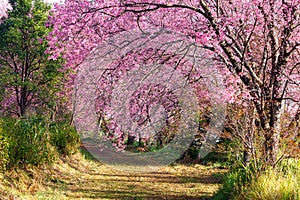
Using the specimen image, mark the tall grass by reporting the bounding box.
[237,159,300,200]
[214,158,300,200]
[1,117,56,168]
[0,116,80,170]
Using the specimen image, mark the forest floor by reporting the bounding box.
[0,152,227,200]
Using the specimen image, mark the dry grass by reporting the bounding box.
[0,153,226,200]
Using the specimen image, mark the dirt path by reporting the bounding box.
[3,153,226,200]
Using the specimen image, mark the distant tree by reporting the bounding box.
[0,0,64,117]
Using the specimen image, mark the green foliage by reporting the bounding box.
[212,137,261,200]
[200,151,227,165]
[147,145,161,152]
[49,122,80,156]
[0,116,81,170]
[79,148,97,161]
[0,0,65,116]
[213,160,258,200]
[1,117,56,168]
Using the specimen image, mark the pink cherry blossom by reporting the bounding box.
[48,0,300,163]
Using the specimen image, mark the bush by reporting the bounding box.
[213,161,258,200]
[1,117,56,169]
[0,117,81,170]
[49,122,80,156]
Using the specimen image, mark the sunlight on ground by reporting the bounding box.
[0,153,226,200]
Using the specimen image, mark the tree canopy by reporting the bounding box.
[0,0,64,117]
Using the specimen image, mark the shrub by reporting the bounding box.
[49,123,80,156]
[213,161,258,200]
[0,117,82,170]
[1,117,56,168]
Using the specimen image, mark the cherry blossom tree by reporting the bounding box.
[48,0,300,165]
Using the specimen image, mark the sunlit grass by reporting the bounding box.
[236,159,300,200]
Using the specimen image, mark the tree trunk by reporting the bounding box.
[127,135,135,145]
[264,128,280,165]
[262,101,282,165]
[19,85,28,117]
[243,150,251,164]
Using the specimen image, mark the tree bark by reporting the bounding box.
[260,101,282,165]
